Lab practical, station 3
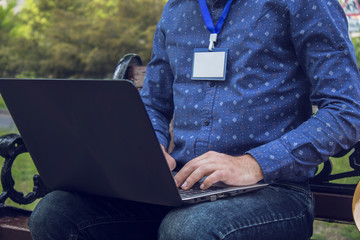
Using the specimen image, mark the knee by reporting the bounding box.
[158,207,213,240]
[28,191,77,240]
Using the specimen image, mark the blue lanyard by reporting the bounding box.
[198,0,233,34]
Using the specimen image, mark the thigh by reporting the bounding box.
[29,190,172,240]
[159,181,314,240]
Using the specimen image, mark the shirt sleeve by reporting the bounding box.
[140,11,174,151]
[248,0,360,183]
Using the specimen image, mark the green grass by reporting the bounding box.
[0,95,7,110]
[313,221,360,240]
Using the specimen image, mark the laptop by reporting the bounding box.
[0,78,268,207]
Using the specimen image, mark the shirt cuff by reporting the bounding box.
[155,130,170,151]
[247,139,294,183]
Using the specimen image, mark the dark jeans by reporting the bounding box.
[28,181,314,240]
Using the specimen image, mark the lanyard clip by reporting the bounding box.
[208,33,217,51]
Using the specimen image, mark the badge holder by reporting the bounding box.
[191,47,228,81]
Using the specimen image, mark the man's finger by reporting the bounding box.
[174,153,214,187]
[200,170,226,189]
[180,165,214,190]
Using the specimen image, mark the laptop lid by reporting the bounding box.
[0,78,268,206]
[0,78,183,206]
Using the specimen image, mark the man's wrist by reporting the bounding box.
[238,154,264,182]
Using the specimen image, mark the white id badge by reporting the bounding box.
[192,48,228,81]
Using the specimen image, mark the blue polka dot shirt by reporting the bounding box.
[140,0,360,183]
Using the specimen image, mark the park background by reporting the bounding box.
[0,0,359,239]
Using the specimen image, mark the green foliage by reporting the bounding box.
[0,2,17,76]
[0,0,167,79]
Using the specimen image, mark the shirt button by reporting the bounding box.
[204,120,210,126]
[209,82,216,87]
[339,45,345,51]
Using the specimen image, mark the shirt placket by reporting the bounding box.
[194,81,217,156]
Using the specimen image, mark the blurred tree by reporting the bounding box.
[0,1,16,76]
[0,0,167,78]
[0,0,47,78]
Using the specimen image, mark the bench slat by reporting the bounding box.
[0,216,31,240]
[313,192,353,223]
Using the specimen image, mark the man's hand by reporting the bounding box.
[161,145,176,171]
[174,151,264,190]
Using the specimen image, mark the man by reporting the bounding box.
[29,0,360,239]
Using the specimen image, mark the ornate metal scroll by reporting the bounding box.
[113,53,143,80]
[0,134,50,205]
[310,141,360,195]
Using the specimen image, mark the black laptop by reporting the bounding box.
[0,78,267,206]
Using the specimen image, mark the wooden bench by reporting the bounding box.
[0,53,359,239]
